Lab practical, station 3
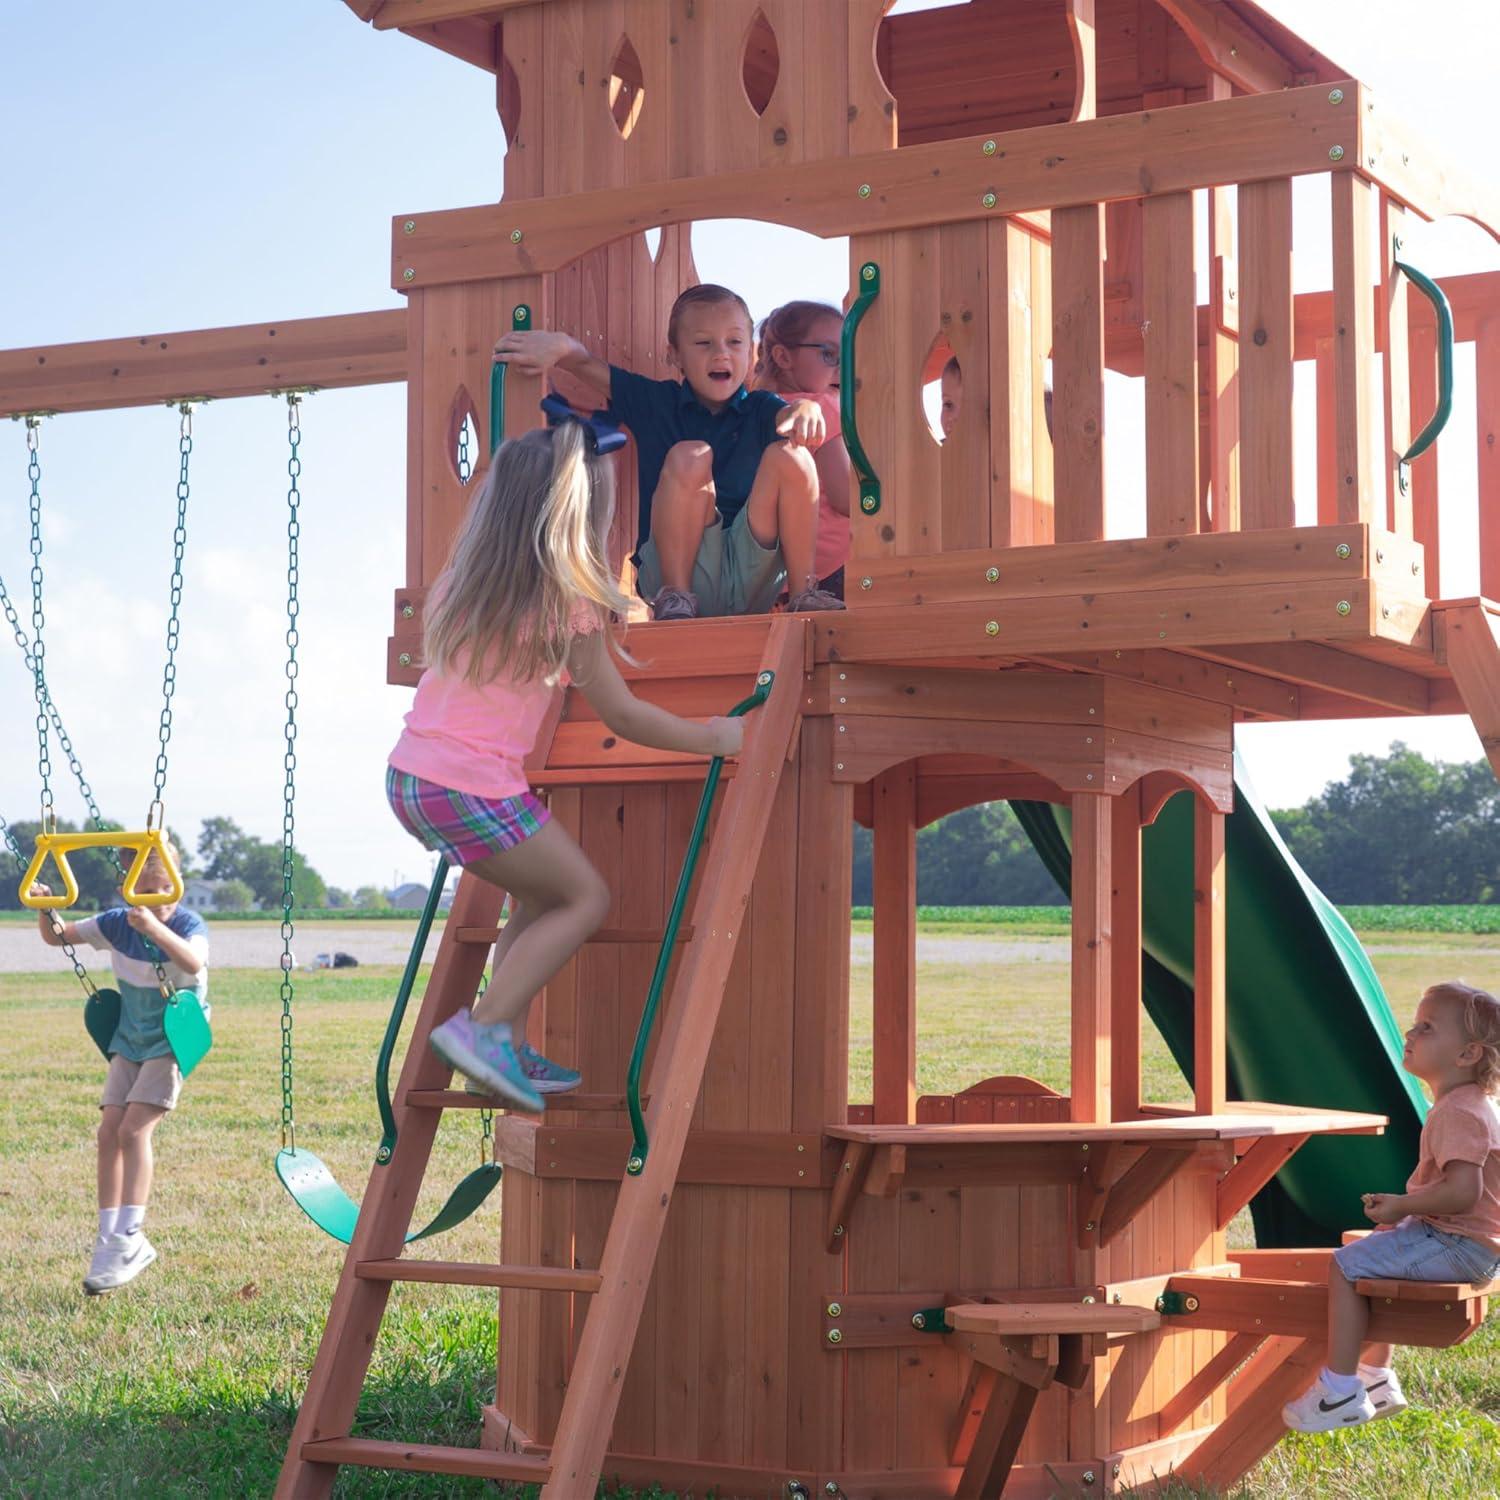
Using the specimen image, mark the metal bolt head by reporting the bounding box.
[982,191,998,209]
[1085,1219,1096,1230]
[911,1312,926,1329]
[1083,1471,1097,1486]
[1382,604,1391,619]
[985,566,1000,583]
[835,763,844,772]
[860,494,878,513]
[510,228,523,243]
[825,1485,840,1497]
[826,1301,842,1317]
[402,219,416,233]
[401,268,415,282]
[401,603,415,619]
[1185,1295,1200,1312]
[861,263,876,282]
[1336,599,1352,616]
[1082,1294,1097,1304]
[1376,549,1385,563]
[857,183,872,199]
[982,139,997,155]
[860,576,872,590]
[1329,144,1346,162]
[832,1222,844,1235]
[398,651,412,667]
[1335,542,1351,559]
[985,620,999,637]
[757,670,773,686]
[1328,87,1345,104]
[827,1327,843,1343]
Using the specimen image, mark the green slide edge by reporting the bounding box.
[1011,749,1426,1246]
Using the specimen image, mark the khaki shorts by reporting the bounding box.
[636,505,786,617]
[100,1053,183,1112]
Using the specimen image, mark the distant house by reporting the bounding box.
[181,878,239,913]
[387,878,459,912]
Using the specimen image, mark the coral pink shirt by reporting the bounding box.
[388,612,602,798]
[783,390,849,582]
[1407,1083,1500,1253]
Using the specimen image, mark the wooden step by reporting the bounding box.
[301,1437,550,1482]
[355,1259,601,1293]
[948,1301,1161,1336]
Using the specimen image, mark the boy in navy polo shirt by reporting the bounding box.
[495,284,846,620]
[33,840,209,1295]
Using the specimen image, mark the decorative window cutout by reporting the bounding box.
[607,36,645,139]
[644,226,662,262]
[449,388,480,484]
[920,335,960,445]
[742,9,780,117]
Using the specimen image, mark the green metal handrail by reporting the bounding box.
[624,670,776,1175]
[375,857,450,1164]
[840,261,882,517]
[489,303,533,455]
[1393,254,1454,467]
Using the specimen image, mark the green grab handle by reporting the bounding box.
[840,261,882,517]
[625,669,776,1176]
[1394,257,1454,465]
[489,303,533,456]
[374,857,450,1165]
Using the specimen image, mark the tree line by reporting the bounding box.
[851,744,1497,906]
[4,744,1493,912]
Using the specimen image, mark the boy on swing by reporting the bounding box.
[32,838,209,1295]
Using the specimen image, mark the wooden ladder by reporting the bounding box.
[276,617,808,1499]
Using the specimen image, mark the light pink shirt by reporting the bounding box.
[388,611,601,798]
[1407,1083,1500,1254]
[782,390,849,582]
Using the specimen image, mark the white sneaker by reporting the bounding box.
[1362,1365,1408,1420]
[84,1236,113,1286]
[83,1231,157,1295]
[1282,1371,1376,1432]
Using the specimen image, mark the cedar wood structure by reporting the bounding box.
[5,2,1499,1496]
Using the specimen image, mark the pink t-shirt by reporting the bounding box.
[783,389,849,582]
[1406,1083,1500,1253]
[388,609,602,798]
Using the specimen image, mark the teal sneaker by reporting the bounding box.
[518,1042,582,1094]
[429,1011,543,1112]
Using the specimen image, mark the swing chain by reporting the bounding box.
[0,811,97,997]
[457,410,472,486]
[151,403,192,812]
[278,394,303,1151]
[475,972,494,1165]
[26,418,54,831]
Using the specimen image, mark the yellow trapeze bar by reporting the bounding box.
[20,828,184,910]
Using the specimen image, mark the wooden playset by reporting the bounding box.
[6,2,1500,1495]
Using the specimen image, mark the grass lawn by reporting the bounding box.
[2,931,1497,1498]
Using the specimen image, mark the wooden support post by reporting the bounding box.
[872,762,917,1125]
[1052,204,1106,543]
[1110,786,1143,1120]
[1381,196,1413,538]
[954,1377,1042,1500]
[1160,1331,1264,1435]
[1143,190,1201,535]
[1315,335,1337,526]
[1479,318,1500,602]
[1070,793,1112,1124]
[1409,318,1441,597]
[1194,801,1228,1115]
[1206,74,1239,533]
[1331,173,1377,524]
[1237,177,1294,528]
[989,218,1040,547]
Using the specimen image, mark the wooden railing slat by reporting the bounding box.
[1237,177,1295,528]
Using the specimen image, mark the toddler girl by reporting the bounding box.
[387,414,743,1111]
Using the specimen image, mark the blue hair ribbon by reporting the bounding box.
[540,392,628,455]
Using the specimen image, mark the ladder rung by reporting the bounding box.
[404,1089,641,1112]
[453,923,693,945]
[301,1436,551,1482]
[355,1258,602,1292]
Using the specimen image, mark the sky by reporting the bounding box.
[1,0,1494,892]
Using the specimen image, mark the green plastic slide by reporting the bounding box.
[1011,751,1427,1246]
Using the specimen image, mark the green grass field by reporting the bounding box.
[2,929,1497,1498]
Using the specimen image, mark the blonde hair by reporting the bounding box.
[1424,981,1500,1096]
[754,300,841,391]
[423,422,630,687]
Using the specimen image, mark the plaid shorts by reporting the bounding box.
[386,767,550,866]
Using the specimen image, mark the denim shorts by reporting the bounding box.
[1333,1217,1500,1286]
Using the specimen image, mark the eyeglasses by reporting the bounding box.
[790,343,840,367]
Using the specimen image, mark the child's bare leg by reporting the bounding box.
[1363,1341,1396,1368]
[744,442,819,595]
[118,1103,167,1207]
[492,897,542,1042]
[1327,1260,1372,1376]
[650,442,718,592]
[97,1105,125,1209]
[464,821,610,1028]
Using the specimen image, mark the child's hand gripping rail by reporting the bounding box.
[20,822,184,910]
[624,668,776,1176]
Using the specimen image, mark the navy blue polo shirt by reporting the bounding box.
[608,366,786,553]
